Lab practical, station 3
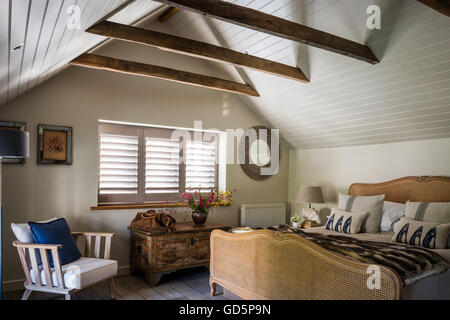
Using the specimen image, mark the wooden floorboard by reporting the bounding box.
[152,282,187,300]
[3,267,229,300]
[123,274,166,300]
[168,281,206,300]
[90,281,113,300]
[115,276,145,300]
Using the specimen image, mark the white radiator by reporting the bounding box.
[240,203,286,228]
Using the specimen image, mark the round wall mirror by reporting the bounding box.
[249,139,271,166]
[240,126,280,180]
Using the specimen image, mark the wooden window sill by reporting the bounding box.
[90,202,230,211]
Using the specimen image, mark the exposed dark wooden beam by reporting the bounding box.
[158,6,180,22]
[69,54,259,97]
[154,0,379,64]
[87,21,309,83]
[418,0,450,17]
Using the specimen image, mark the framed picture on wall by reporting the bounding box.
[0,121,27,164]
[37,124,73,165]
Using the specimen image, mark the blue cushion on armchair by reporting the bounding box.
[28,218,81,266]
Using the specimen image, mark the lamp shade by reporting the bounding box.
[296,186,324,204]
[0,129,29,159]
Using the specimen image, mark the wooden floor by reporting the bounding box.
[3,267,229,300]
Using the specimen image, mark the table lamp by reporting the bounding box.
[0,129,29,299]
[296,186,325,225]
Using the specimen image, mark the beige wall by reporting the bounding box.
[288,138,450,216]
[0,36,290,286]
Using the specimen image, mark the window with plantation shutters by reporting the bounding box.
[97,122,223,206]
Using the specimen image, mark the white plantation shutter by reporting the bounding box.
[185,137,218,192]
[97,122,221,206]
[144,136,181,201]
[98,124,141,204]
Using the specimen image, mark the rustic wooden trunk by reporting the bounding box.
[130,222,230,286]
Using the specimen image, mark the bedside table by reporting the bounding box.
[130,222,230,286]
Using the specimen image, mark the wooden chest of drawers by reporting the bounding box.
[130,222,230,286]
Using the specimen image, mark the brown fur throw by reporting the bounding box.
[265,225,449,285]
[130,210,176,233]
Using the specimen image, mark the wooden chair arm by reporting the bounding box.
[12,240,62,250]
[12,240,66,290]
[71,232,114,259]
[72,231,115,238]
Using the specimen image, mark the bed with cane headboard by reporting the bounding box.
[209,176,450,300]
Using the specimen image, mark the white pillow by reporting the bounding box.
[393,220,401,233]
[338,193,385,233]
[380,201,406,232]
[11,217,58,243]
[405,201,450,224]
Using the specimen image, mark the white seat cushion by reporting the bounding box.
[30,257,117,289]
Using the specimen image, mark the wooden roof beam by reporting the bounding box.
[154,0,379,64]
[87,21,308,83]
[70,54,260,97]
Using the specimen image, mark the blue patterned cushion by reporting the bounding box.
[391,217,450,249]
[325,208,367,234]
[28,218,81,267]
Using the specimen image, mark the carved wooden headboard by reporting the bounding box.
[349,176,450,203]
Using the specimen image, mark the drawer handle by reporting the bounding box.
[191,238,195,246]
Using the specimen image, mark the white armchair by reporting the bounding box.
[12,231,118,300]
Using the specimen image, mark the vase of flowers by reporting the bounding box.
[179,190,235,225]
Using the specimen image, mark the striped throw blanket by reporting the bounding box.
[265,225,449,285]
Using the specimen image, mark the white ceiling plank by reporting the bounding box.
[17,0,48,96]
[37,0,90,83]
[297,132,450,150]
[38,0,163,87]
[108,0,162,24]
[287,114,450,141]
[7,0,30,102]
[38,0,122,85]
[283,99,450,130]
[34,0,79,87]
[0,0,11,105]
[25,0,63,91]
[36,0,106,86]
[297,125,450,147]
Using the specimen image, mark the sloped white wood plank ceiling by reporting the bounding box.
[1,0,450,149]
[0,0,163,105]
